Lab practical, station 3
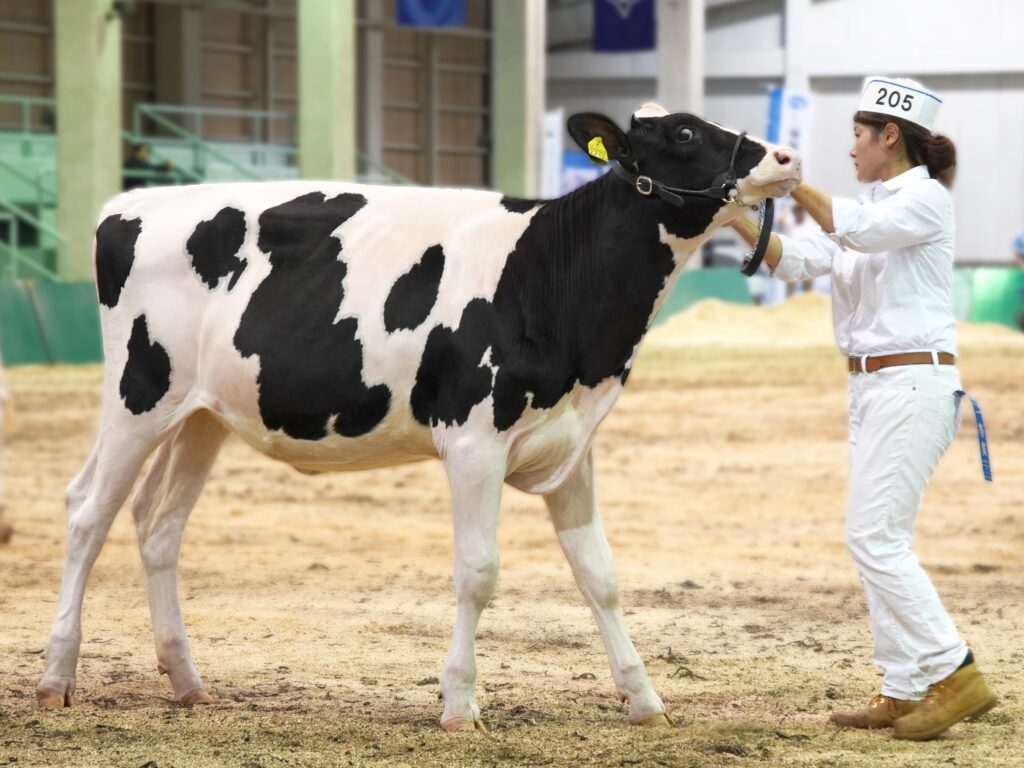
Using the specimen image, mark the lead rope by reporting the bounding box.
[954,390,993,481]
[740,198,773,276]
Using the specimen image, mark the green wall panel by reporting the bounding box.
[652,268,752,326]
[968,268,1024,330]
[0,281,51,365]
[28,281,103,363]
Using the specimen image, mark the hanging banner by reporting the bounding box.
[593,0,656,52]
[561,150,610,194]
[766,86,812,156]
[541,108,565,199]
[397,0,466,28]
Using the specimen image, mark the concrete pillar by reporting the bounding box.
[783,0,811,93]
[492,0,546,197]
[298,0,357,180]
[55,0,122,281]
[657,0,705,115]
[153,4,202,109]
[362,0,385,169]
[152,4,202,138]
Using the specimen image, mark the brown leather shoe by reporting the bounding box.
[829,694,919,729]
[893,663,997,741]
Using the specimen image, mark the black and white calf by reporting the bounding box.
[38,103,800,728]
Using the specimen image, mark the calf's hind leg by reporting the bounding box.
[543,450,670,726]
[131,411,227,704]
[37,423,164,707]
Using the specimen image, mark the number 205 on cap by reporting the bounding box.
[858,76,942,131]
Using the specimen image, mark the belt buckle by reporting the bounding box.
[636,176,654,196]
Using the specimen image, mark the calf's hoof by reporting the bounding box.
[37,684,74,709]
[629,712,674,728]
[441,717,488,733]
[158,663,211,705]
[178,688,214,706]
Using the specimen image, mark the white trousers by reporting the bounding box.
[847,363,968,700]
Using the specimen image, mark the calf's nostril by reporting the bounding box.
[774,150,792,165]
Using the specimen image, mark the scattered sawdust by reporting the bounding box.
[1,298,1021,767]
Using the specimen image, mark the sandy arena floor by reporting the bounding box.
[0,294,1021,767]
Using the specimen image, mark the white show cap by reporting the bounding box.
[858,76,941,131]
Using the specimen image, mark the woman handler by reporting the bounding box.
[731,77,996,741]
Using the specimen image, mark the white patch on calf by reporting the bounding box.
[634,102,670,119]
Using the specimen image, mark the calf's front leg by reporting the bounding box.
[438,439,505,732]
[544,450,671,726]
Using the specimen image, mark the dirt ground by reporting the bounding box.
[1,295,1021,767]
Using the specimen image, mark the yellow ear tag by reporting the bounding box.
[587,136,609,164]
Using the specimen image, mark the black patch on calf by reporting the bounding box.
[410,299,496,426]
[233,192,391,440]
[500,196,538,214]
[186,207,248,290]
[412,178,679,431]
[95,215,142,308]
[411,112,765,431]
[120,314,171,414]
[383,244,445,332]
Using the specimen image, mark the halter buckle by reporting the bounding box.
[635,176,654,196]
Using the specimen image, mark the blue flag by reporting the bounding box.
[594,0,655,52]
[397,0,465,28]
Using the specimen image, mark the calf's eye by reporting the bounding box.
[678,128,694,143]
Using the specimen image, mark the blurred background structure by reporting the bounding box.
[0,0,1022,364]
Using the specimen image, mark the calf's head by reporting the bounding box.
[568,103,801,214]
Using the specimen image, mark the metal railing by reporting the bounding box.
[0,200,61,281]
[132,102,297,147]
[0,94,56,134]
[356,151,415,186]
[120,129,205,185]
[0,156,57,208]
[131,106,266,181]
[131,103,298,180]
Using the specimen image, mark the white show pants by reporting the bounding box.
[846,363,968,700]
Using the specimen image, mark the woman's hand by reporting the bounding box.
[730,208,783,270]
[791,183,836,233]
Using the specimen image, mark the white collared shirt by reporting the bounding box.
[774,165,957,357]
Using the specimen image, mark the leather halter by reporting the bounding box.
[611,129,775,276]
[612,130,747,207]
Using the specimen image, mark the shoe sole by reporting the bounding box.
[893,696,998,741]
[965,697,999,722]
[829,718,896,730]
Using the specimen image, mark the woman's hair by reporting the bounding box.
[853,110,957,188]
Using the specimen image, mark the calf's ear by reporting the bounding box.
[567,113,631,166]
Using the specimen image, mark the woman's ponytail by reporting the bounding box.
[917,133,957,188]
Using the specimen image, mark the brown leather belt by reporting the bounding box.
[848,351,956,374]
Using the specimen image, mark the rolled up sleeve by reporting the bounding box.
[773,231,838,283]
[831,184,947,253]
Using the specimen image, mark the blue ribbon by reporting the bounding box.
[955,390,992,482]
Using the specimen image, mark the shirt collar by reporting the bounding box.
[881,164,931,192]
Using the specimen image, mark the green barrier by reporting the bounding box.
[652,268,752,326]
[27,281,103,364]
[952,268,974,322]
[0,280,50,364]
[967,268,1024,330]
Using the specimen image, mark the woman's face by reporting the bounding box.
[850,122,889,183]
